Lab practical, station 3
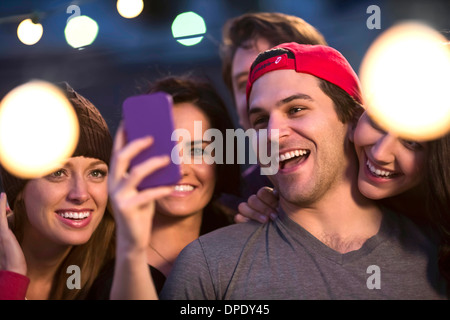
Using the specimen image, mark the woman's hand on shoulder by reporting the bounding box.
[235,187,279,224]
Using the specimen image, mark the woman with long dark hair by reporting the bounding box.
[87,75,241,299]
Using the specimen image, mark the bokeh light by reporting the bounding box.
[171,11,206,46]
[117,0,144,19]
[0,81,79,179]
[359,22,450,141]
[17,18,43,45]
[64,15,99,49]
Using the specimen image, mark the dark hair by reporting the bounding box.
[220,12,327,95]
[146,75,241,202]
[318,79,364,125]
[425,133,450,293]
[250,48,363,126]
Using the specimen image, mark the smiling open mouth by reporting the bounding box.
[173,184,195,192]
[278,149,310,170]
[56,211,91,220]
[366,159,400,179]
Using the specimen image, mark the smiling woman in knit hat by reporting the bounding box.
[0,82,115,300]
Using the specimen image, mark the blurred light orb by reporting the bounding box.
[0,81,79,179]
[17,18,43,45]
[116,0,144,19]
[64,15,99,48]
[171,11,206,46]
[360,22,450,141]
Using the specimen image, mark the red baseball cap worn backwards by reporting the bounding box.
[246,42,363,106]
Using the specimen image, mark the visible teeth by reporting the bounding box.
[278,149,308,162]
[174,185,194,192]
[366,160,393,177]
[58,211,90,219]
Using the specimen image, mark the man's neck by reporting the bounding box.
[281,181,383,254]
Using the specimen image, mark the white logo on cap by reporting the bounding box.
[275,56,282,64]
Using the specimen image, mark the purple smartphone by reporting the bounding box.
[122,92,181,190]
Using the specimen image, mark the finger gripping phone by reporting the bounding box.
[122,92,181,190]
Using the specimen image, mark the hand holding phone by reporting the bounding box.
[122,92,181,190]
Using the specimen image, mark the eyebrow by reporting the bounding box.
[59,159,107,170]
[248,93,314,116]
[276,93,313,106]
[184,140,209,146]
[88,160,108,167]
[233,71,249,83]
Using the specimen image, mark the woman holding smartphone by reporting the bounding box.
[87,75,241,299]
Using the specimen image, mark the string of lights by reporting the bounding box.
[0,0,207,48]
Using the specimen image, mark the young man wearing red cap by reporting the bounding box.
[160,43,446,299]
[218,13,328,215]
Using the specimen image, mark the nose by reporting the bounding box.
[178,147,192,178]
[370,133,397,164]
[67,175,90,204]
[267,112,289,143]
[180,162,188,176]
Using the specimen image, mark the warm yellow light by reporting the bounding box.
[117,0,144,19]
[0,81,79,179]
[360,22,450,141]
[17,18,43,45]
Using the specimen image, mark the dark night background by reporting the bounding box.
[0,0,449,191]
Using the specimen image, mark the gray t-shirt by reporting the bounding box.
[160,209,447,300]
